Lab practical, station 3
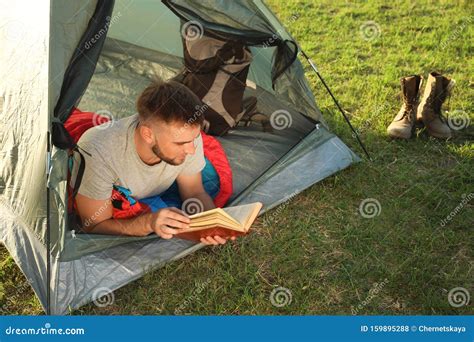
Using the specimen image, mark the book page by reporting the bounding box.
[223,202,262,229]
[189,207,222,219]
[190,208,240,227]
[183,221,239,232]
[190,216,241,229]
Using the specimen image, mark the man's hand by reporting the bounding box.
[149,207,190,239]
[200,236,236,245]
[149,209,236,245]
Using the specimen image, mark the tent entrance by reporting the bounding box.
[50,0,358,265]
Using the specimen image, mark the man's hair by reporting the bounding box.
[136,80,204,125]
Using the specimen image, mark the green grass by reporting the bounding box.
[1,0,473,315]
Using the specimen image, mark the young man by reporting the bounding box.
[73,80,234,245]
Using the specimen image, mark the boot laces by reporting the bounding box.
[402,94,415,122]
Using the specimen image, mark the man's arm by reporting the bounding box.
[75,193,190,238]
[176,172,235,245]
[177,172,215,212]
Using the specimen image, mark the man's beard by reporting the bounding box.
[151,143,184,166]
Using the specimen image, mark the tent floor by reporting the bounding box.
[78,38,316,200]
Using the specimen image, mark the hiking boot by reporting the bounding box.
[387,75,423,139]
[416,72,455,139]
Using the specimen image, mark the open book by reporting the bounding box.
[174,202,263,242]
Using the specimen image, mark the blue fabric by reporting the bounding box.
[138,194,168,212]
[114,185,137,205]
[140,157,220,211]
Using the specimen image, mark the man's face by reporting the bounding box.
[145,120,201,166]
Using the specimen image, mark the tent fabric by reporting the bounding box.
[0,200,52,311]
[52,0,115,150]
[54,237,201,315]
[0,0,360,314]
[231,126,360,209]
[0,0,99,313]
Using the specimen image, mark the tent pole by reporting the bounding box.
[299,50,372,161]
[46,131,51,315]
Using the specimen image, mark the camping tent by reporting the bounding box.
[0,0,359,314]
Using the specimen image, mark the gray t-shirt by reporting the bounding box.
[72,114,205,200]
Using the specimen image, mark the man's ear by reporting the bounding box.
[138,124,154,144]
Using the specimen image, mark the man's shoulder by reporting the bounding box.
[77,114,137,149]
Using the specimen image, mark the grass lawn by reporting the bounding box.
[1,0,472,315]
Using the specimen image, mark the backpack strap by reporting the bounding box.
[70,145,91,199]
